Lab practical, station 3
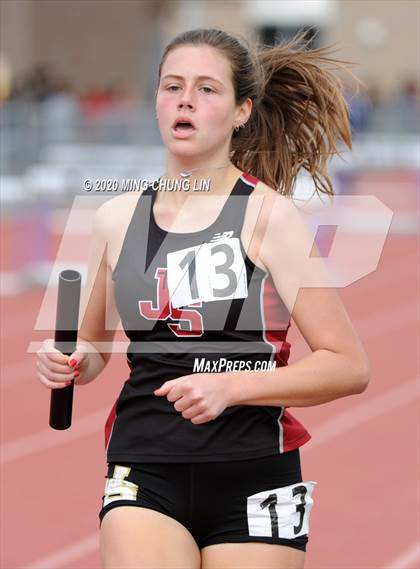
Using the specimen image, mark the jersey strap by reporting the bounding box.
[220,173,260,331]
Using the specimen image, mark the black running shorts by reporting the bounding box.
[99,449,317,552]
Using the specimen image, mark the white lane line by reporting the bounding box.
[0,408,106,465]
[383,541,420,569]
[306,376,419,449]
[20,375,420,569]
[24,534,100,569]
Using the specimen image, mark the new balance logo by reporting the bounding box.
[210,230,234,242]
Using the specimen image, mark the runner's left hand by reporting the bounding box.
[154,373,232,425]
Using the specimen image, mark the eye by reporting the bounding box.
[166,85,180,91]
[200,86,215,94]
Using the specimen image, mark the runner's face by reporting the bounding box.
[156,45,237,157]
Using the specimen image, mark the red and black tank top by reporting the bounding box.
[105,172,311,463]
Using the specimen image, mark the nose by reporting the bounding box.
[177,84,195,110]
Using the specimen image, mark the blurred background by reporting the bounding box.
[1,1,419,569]
[0,0,418,290]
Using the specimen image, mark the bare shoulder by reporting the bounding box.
[241,179,304,274]
[92,191,144,272]
[93,191,143,240]
[253,180,322,276]
[251,180,303,233]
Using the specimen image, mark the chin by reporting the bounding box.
[167,137,223,157]
[166,142,205,159]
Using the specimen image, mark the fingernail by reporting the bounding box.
[73,370,80,378]
[66,381,72,386]
[69,359,77,367]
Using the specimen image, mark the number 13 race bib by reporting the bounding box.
[247,480,317,539]
[167,238,248,308]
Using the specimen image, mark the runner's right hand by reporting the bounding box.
[36,339,82,389]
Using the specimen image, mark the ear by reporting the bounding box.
[234,97,253,126]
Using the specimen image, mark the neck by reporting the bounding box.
[161,160,241,196]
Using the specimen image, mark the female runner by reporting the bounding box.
[36,28,370,569]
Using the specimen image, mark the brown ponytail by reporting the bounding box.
[158,28,358,199]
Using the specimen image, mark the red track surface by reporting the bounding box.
[1,172,419,568]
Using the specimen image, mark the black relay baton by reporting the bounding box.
[49,270,82,430]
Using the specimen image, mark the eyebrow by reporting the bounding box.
[161,74,224,87]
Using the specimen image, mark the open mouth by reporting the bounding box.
[172,118,196,133]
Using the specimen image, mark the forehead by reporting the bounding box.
[161,45,232,84]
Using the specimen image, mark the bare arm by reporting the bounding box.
[227,188,371,408]
[35,199,121,389]
[74,201,121,385]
